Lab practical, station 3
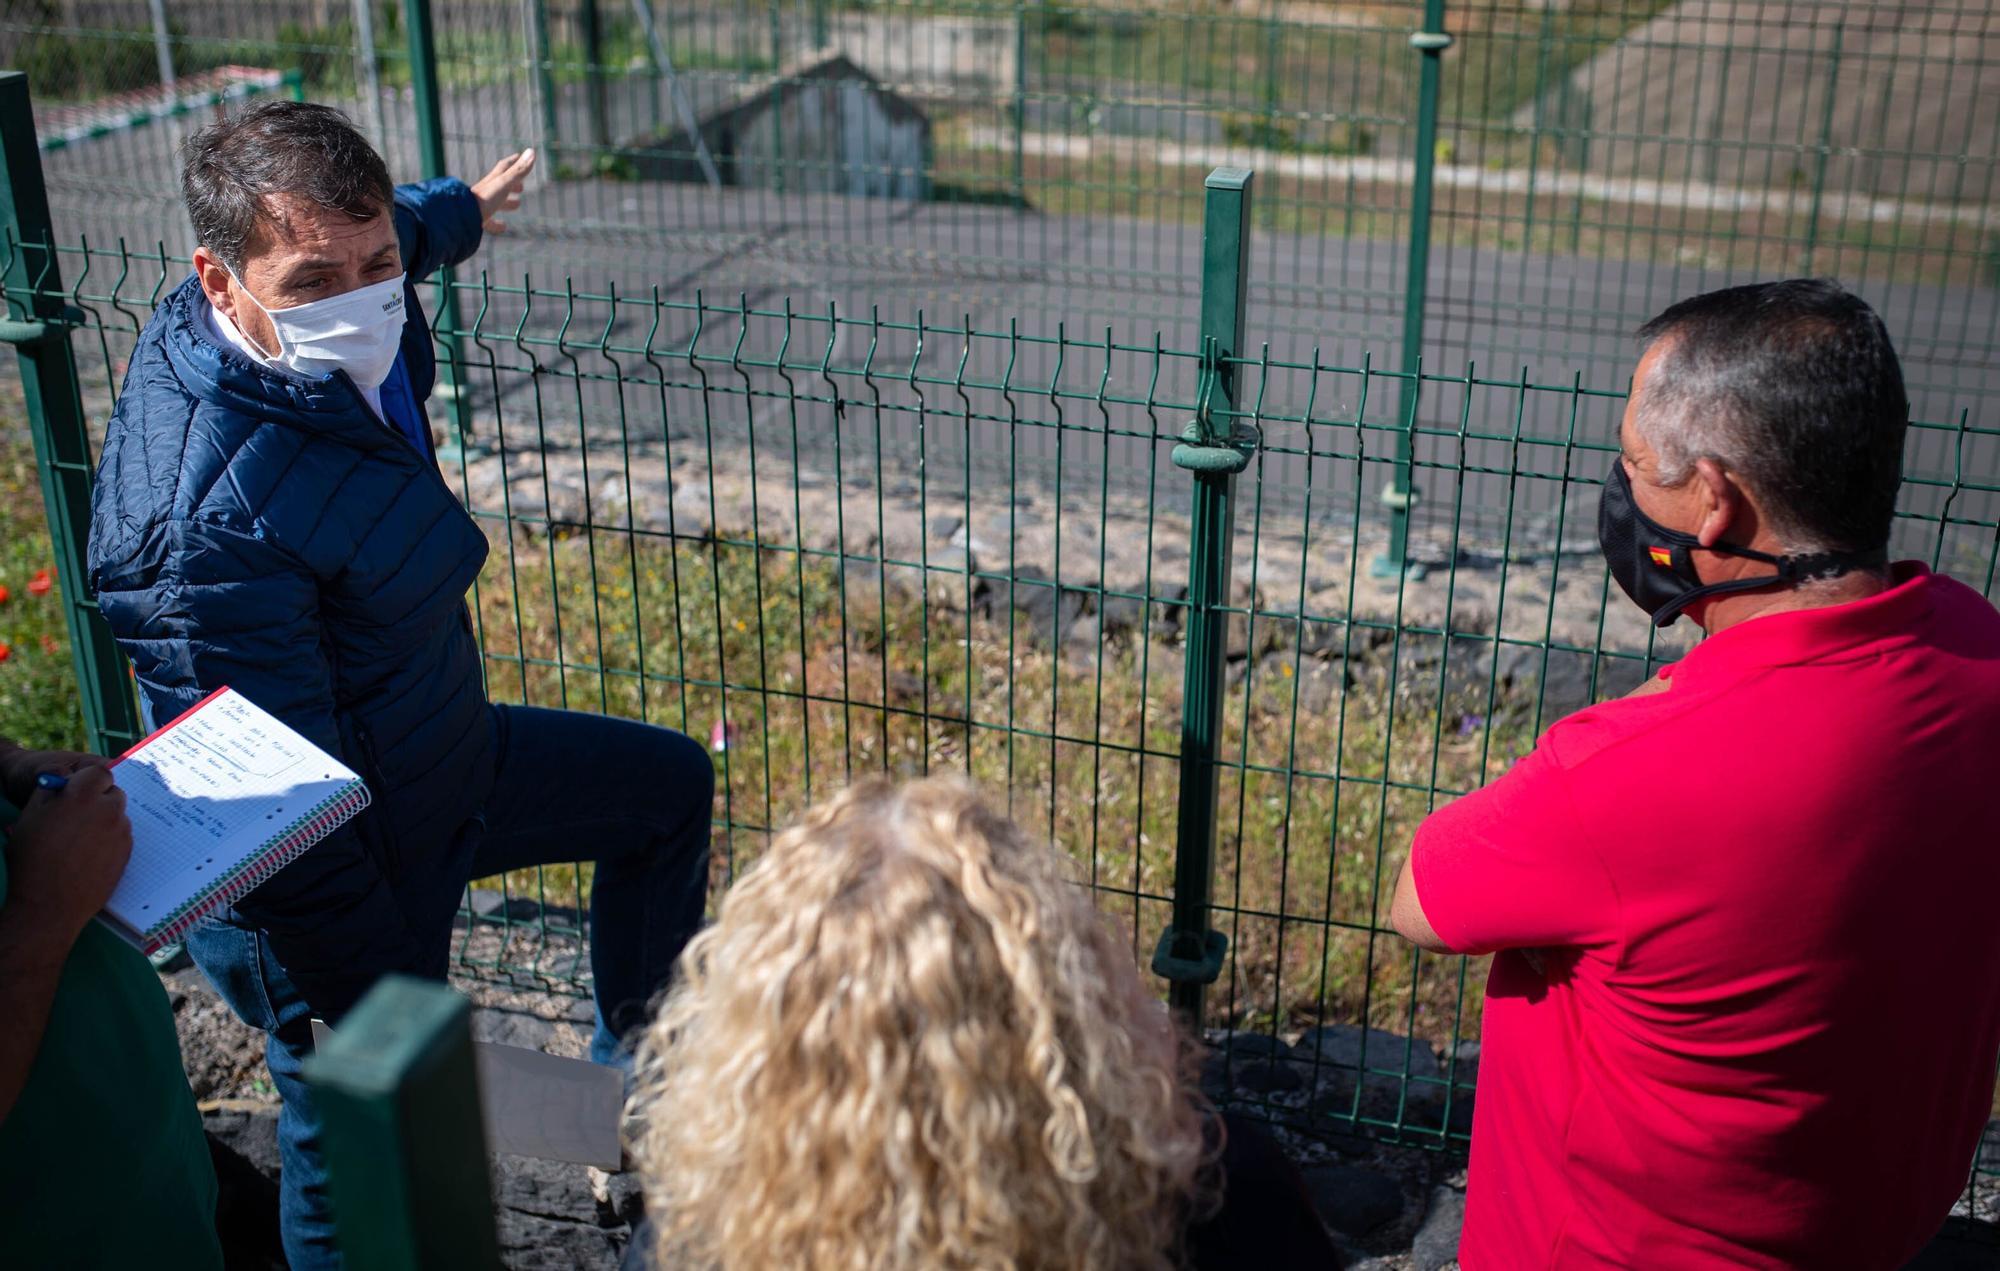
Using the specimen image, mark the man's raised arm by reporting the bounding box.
[392,149,536,282]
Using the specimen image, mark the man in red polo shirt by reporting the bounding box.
[1392,279,2000,1269]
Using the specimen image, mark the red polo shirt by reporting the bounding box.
[1412,564,2000,1269]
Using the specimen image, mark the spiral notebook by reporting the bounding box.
[101,686,372,954]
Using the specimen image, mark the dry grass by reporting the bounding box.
[466,520,1531,1048]
[924,139,1997,294]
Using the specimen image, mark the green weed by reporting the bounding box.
[0,430,85,754]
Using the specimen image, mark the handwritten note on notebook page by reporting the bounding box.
[104,687,366,949]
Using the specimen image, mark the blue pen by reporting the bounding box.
[35,771,68,793]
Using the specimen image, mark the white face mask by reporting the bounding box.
[229,270,407,391]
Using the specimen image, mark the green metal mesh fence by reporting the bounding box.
[9,1,1997,565]
[9,3,1997,364]
[3,0,1998,1171]
[6,222,1998,1158]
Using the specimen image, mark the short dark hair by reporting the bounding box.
[1634,278,1907,554]
[180,101,393,274]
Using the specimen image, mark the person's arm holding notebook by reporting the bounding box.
[0,762,131,1126]
[0,743,107,806]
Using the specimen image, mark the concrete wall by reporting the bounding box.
[640,9,1019,93]
[1515,0,2000,204]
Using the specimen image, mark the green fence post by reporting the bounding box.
[0,72,145,757]
[1373,0,1449,581]
[768,0,785,193]
[1152,167,1255,1022]
[581,0,611,153]
[402,0,477,460]
[639,0,665,135]
[303,976,500,1269]
[1800,21,1842,276]
[352,0,388,145]
[1012,1,1028,204]
[529,0,560,164]
[1261,4,1282,147]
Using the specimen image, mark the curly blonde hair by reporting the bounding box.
[627,776,1210,1271]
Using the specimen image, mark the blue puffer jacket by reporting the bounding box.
[88,178,494,1020]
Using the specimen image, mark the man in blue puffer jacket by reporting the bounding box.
[87,101,714,1269]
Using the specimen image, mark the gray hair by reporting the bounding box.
[1625,338,1813,542]
[180,101,393,275]
[1631,280,1907,557]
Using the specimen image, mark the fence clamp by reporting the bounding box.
[1409,31,1454,52]
[1172,349,1257,474]
[1172,420,1256,474]
[0,306,85,347]
[1153,927,1229,987]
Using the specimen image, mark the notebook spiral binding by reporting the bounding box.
[146,782,374,952]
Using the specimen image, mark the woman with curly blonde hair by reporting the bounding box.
[625,777,1338,1271]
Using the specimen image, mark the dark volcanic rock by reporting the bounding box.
[494,1154,604,1222]
[1208,1030,1291,1061]
[495,1207,627,1269]
[493,1156,641,1268]
[1303,1165,1406,1237]
[1201,1031,1300,1096]
[204,1102,285,1270]
[1297,1025,1446,1114]
[475,1007,560,1053]
[1905,1218,2000,1270]
[1411,1186,1465,1271]
[1232,1059,1306,1094]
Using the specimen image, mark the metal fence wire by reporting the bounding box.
[10,10,2000,333]
[6,227,1999,1156]
[2,3,1998,1170]
[7,0,1999,573]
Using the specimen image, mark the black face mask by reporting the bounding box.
[1597,461,1888,627]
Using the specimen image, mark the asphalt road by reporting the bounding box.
[31,74,2000,567]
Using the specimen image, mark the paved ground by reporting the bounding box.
[36,71,2000,382]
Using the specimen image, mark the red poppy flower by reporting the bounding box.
[0,584,9,604]
[0,642,12,663]
[27,569,52,597]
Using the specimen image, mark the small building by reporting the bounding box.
[628,53,931,201]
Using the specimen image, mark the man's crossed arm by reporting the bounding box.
[1390,854,1453,954]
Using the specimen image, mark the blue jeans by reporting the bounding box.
[187,704,714,1270]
